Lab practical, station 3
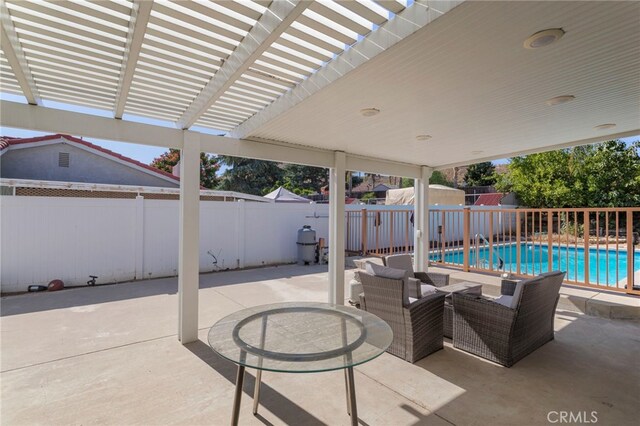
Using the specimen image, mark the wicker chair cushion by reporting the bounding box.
[385,254,415,275]
[365,261,411,305]
[496,276,541,309]
[494,294,515,308]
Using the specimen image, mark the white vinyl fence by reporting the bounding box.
[0,196,328,292]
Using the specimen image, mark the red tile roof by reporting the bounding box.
[474,193,504,206]
[0,134,179,183]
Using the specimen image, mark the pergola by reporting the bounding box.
[1,0,638,344]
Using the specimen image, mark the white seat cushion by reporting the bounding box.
[420,284,437,296]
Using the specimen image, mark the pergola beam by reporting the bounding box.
[1,100,422,177]
[176,0,310,129]
[0,0,41,105]
[230,0,463,139]
[113,0,153,119]
[1,100,183,149]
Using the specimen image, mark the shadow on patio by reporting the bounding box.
[1,266,638,425]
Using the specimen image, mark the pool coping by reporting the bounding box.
[430,266,640,320]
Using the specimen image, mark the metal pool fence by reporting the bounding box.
[345,207,639,295]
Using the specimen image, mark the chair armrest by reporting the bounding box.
[407,277,421,299]
[407,291,445,311]
[414,272,450,288]
[501,279,518,296]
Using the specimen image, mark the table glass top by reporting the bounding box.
[208,302,393,373]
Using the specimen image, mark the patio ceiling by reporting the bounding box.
[0,0,638,171]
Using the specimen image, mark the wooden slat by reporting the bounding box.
[53,1,130,28]
[145,28,230,61]
[14,22,124,56]
[258,53,313,76]
[139,48,220,75]
[136,63,207,86]
[266,46,321,70]
[213,0,263,21]
[152,3,245,43]
[27,54,120,80]
[336,0,387,25]
[9,9,124,45]
[17,32,121,63]
[10,2,127,36]
[181,1,252,32]
[297,15,356,45]
[276,36,332,62]
[286,27,344,54]
[374,1,406,14]
[308,1,372,35]
[226,86,275,103]
[251,62,303,84]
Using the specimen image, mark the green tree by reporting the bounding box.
[496,140,640,208]
[575,140,640,207]
[150,149,220,189]
[216,156,283,195]
[464,162,496,186]
[429,170,453,187]
[281,164,328,194]
[361,192,377,202]
[400,177,413,188]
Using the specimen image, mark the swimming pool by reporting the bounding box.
[430,243,640,286]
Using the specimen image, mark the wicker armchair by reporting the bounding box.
[452,271,565,367]
[359,271,446,363]
[384,254,449,295]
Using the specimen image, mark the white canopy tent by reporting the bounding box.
[1,0,638,344]
[264,186,310,203]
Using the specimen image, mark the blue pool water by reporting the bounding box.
[430,243,640,286]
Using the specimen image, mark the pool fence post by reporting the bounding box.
[463,207,470,272]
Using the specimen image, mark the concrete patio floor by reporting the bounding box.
[1,265,639,425]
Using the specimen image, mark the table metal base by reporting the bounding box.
[230,366,358,426]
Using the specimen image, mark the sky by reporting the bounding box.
[1,92,638,169]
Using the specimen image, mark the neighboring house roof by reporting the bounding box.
[474,193,504,206]
[372,183,398,192]
[0,134,180,184]
[263,186,310,203]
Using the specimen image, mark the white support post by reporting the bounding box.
[178,132,200,343]
[329,151,346,305]
[134,195,144,279]
[414,166,433,272]
[236,199,246,269]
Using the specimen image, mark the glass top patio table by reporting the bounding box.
[207,302,393,373]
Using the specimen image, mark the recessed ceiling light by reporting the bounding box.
[524,28,565,49]
[546,95,575,106]
[415,134,432,141]
[360,108,380,117]
[471,150,484,155]
[594,123,616,131]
